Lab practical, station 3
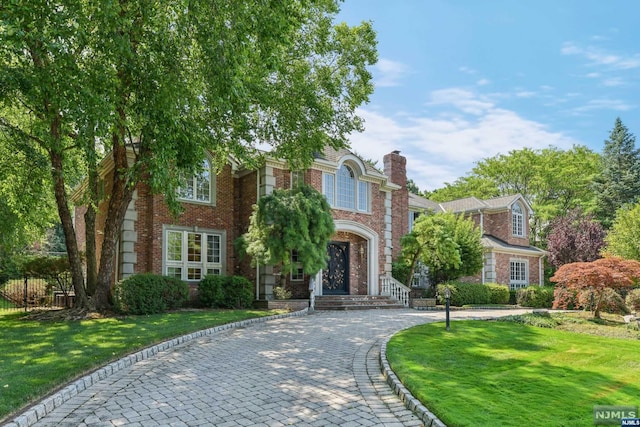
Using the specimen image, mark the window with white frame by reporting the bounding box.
[509,260,528,290]
[178,158,215,204]
[290,170,305,188]
[165,228,224,281]
[291,250,304,281]
[323,164,370,212]
[512,202,525,237]
[408,210,421,232]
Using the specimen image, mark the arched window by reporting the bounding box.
[512,202,524,237]
[337,165,355,209]
[322,162,370,212]
[178,159,215,204]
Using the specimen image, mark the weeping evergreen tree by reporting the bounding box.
[238,184,335,288]
[593,118,640,228]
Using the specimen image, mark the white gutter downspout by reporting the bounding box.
[539,256,544,286]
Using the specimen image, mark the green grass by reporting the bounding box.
[387,315,640,427]
[0,309,284,421]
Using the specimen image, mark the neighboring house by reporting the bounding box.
[408,193,546,289]
[74,148,544,301]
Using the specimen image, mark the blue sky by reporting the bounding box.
[336,0,640,191]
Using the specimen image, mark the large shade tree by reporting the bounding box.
[428,146,600,244]
[546,208,605,268]
[238,184,335,287]
[603,203,640,261]
[551,257,640,318]
[0,0,377,310]
[398,211,483,285]
[593,118,640,228]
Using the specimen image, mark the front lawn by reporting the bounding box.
[0,309,284,422]
[387,315,640,426]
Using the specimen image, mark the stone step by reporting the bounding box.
[314,295,404,311]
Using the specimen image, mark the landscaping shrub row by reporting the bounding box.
[114,273,254,314]
[436,282,510,306]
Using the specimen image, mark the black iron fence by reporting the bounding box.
[0,276,75,312]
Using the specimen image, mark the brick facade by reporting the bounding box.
[76,148,544,299]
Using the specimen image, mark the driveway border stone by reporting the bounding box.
[5,309,309,427]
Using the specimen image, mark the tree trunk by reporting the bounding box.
[50,149,89,308]
[93,133,136,311]
[84,167,98,296]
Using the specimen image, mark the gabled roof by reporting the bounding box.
[409,193,532,215]
[408,193,444,213]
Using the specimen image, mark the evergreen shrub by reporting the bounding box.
[198,275,253,309]
[486,283,510,304]
[114,273,189,314]
[516,286,555,308]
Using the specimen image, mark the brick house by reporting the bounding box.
[408,193,546,289]
[75,148,544,301]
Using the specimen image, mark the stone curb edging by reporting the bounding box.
[380,333,447,427]
[5,308,309,427]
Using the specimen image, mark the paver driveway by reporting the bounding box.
[19,308,530,427]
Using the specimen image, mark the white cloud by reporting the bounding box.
[458,66,477,75]
[374,58,411,87]
[561,42,640,70]
[602,77,625,87]
[571,99,635,114]
[349,89,579,191]
[476,78,491,86]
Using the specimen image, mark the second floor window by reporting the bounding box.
[512,202,524,237]
[178,159,214,203]
[323,164,369,212]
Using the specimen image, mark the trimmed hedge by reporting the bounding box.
[198,275,253,309]
[435,282,511,306]
[516,286,555,308]
[114,273,189,314]
[486,283,510,304]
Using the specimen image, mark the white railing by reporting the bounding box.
[380,274,411,307]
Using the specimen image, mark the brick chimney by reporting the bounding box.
[383,151,408,263]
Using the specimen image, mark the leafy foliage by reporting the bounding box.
[114,274,189,315]
[593,118,640,228]
[197,275,254,309]
[516,286,555,308]
[436,282,490,306]
[546,208,605,268]
[625,288,640,312]
[498,312,559,328]
[486,283,510,304]
[1,0,376,310]
[551,257,640,318]
[239,184,335,281]
[399,212,483,285]
[428,146,600,243]
[604,203,640,260]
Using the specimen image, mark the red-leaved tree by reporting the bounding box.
[550,257,640,318]
[546,208,605,268]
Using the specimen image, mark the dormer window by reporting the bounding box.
[512,202,525,237]
[323,163,369,212]
[178,158,216,205]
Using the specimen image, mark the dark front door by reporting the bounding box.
[323,242,350,295]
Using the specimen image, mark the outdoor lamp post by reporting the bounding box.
[445,287,451,331]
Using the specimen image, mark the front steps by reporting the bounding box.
[314,295,405,311]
